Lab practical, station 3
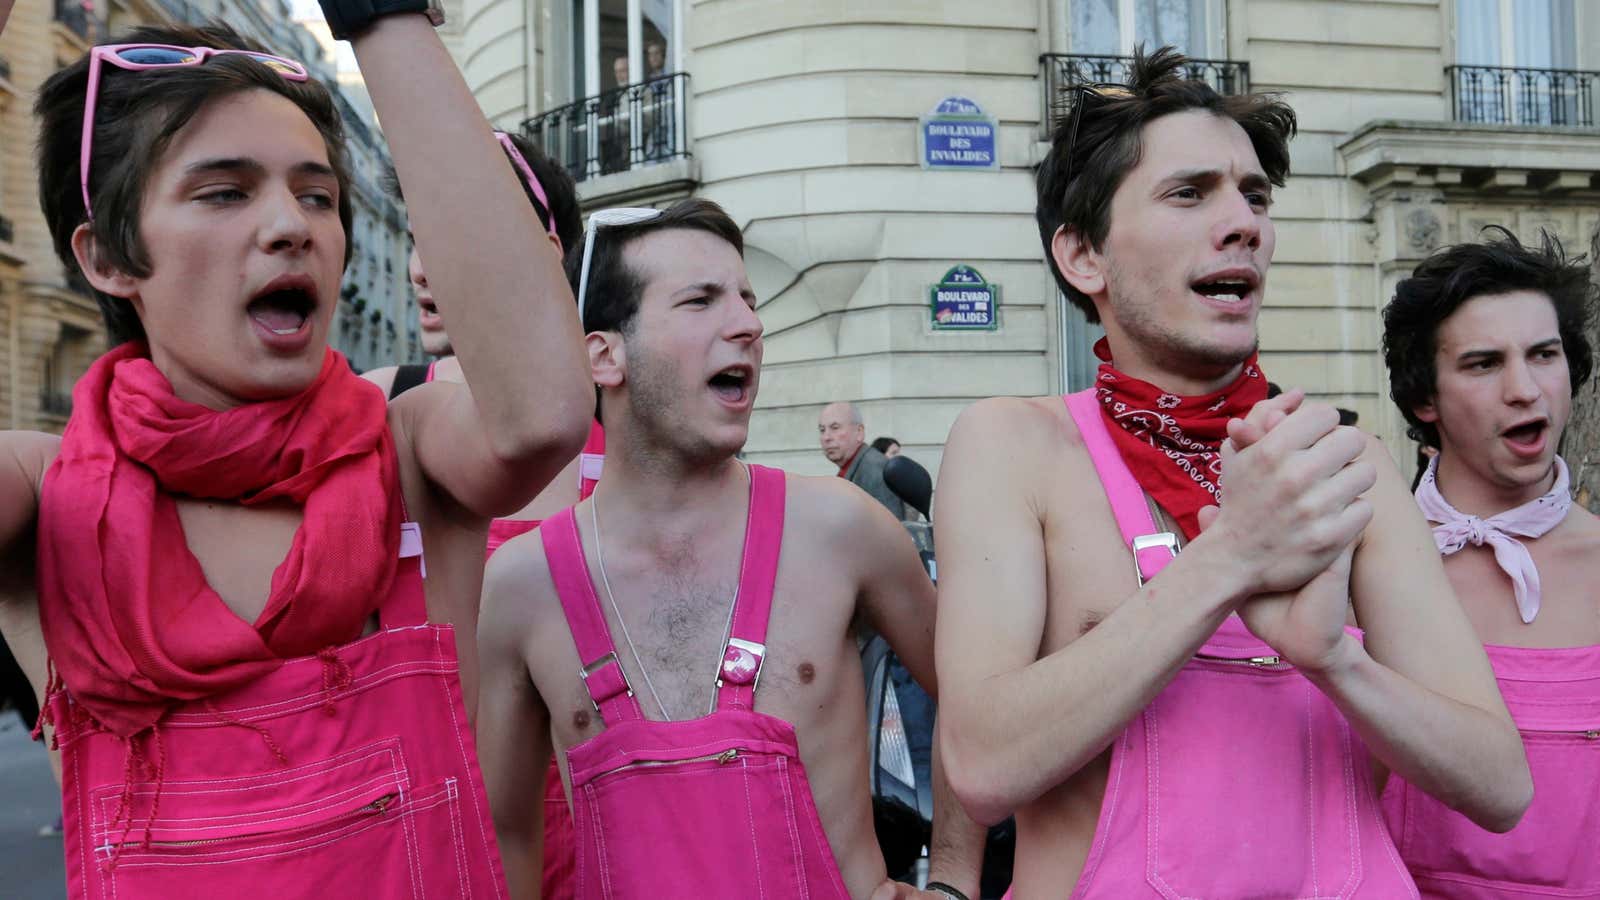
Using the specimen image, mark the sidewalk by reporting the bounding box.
[0,713,65,899]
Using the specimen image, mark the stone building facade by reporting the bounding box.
[456,0,1600,477]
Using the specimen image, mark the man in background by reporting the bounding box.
[820,401,907,520]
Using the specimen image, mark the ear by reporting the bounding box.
[547,231,564,258]
[1413,399,1439,424]
[1050,224,1106,301]
[588,330,625,389]
[70,223,141,301]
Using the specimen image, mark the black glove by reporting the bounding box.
[318,0,442,41]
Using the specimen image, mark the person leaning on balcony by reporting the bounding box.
[932,45,1530,898]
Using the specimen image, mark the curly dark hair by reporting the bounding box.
[1382,227,1596,448]
[35,22,354,346]
[1035,45,1297,323]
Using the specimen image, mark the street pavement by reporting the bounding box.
[0,713,65,899]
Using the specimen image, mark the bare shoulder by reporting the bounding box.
[1,430,62,482]
[950,395,1078,454]
[361,365,399,397]
[483,525,557,625]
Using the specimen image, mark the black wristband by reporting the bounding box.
[925,883,970,900]
[320,0,440,41]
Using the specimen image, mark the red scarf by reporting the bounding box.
[37,343,401,738]
[1092,338,1268,540]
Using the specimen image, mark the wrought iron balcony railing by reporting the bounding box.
[521,72,690,184]
[53,0,90,39]
[1040,53,1250,134]
[0,215,13,244]
[1448,65,1598,128]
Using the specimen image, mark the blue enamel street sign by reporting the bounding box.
[920,96,999,170]
[930,264,999,331]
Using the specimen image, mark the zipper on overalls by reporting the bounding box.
[1520,726,1600,740]
[98,792,400,852]
[1193,652,1284,668]
[594,747,742,781]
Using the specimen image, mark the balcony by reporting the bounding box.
[1040,53,1250,134]
[40,391,73,418]
[1449,65,1597,129]
[0,215,13,244]
[0,54,11,82]
[53,0,90,40]
[522,72,691,185]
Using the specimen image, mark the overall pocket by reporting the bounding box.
[1143,660,1363,900]
[577,745,808,898]
[1394,726,1600,894]
[91,738,471,900]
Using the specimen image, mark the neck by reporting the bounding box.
[148,349,248,412]
[1100,332,1245,396]
[1433,452,1560,519]
[591,424,747,534]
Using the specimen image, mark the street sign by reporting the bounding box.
[930,264,999,331]
[919,96,998,170]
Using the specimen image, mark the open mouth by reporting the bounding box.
[1502,419,1548,447]
[248,280,316,336]
[1191,277,1254,305]
[708,365,753,405]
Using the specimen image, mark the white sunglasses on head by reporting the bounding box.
[576,207,664,325]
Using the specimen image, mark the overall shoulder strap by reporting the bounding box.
[1064,390,1177,585]
[540,507,643,723]
[379,521,430,627]
[714,464,785,712]
[387,363,430,400]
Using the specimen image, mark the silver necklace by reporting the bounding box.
[589,467,745,721]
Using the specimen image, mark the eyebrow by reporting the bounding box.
[1456,337,1563,363]
[1158,167,1273,194]
[181,158,337,180]
[673,280,758,303]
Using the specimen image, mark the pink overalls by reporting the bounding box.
[1382,643,1600,897]
[539,463,852,898]
[46,524,509,900]
[1054,390,1416,899]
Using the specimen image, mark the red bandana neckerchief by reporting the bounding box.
[1092,337,1268,540]
[37,342,401,739]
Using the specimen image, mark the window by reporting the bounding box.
[1457,0,1575,70]
[1453,0,1585,125]
[570,0,677,98]
[1070,0,1214,57]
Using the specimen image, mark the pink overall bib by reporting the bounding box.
[1053,390,1415,899]
[540,463,852,898]
[47,525,509,900]
[1382,642,1600,897]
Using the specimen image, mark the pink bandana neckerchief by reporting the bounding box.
[1092,338,1268,540]
[1414,453,1571,623]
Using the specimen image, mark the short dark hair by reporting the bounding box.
[564,198,744,335]
[1383,227,1596,448]
[384,132,580,253]
[1035,46,1297,323]
[35,22,354,346]
[870,436,899,454]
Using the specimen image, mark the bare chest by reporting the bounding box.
[175,499,302,625]
[1447,543,1600,647]
[535,549,860,752]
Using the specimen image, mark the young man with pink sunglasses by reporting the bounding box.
[0,10,589,899]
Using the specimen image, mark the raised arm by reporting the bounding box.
[843,484,984,899]
[0,432,64,711]
[348,17,591,518]
[477,546,553,900]
[933,396,1374,826]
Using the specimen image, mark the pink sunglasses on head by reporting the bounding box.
[79,43,310,220]
[494,131,560,247]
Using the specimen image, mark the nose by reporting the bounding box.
[1503,357,1542,406]
[408,246,427,290]
[259,184,314,255]
[725,297,764,344]
[1215,189,1262,252]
